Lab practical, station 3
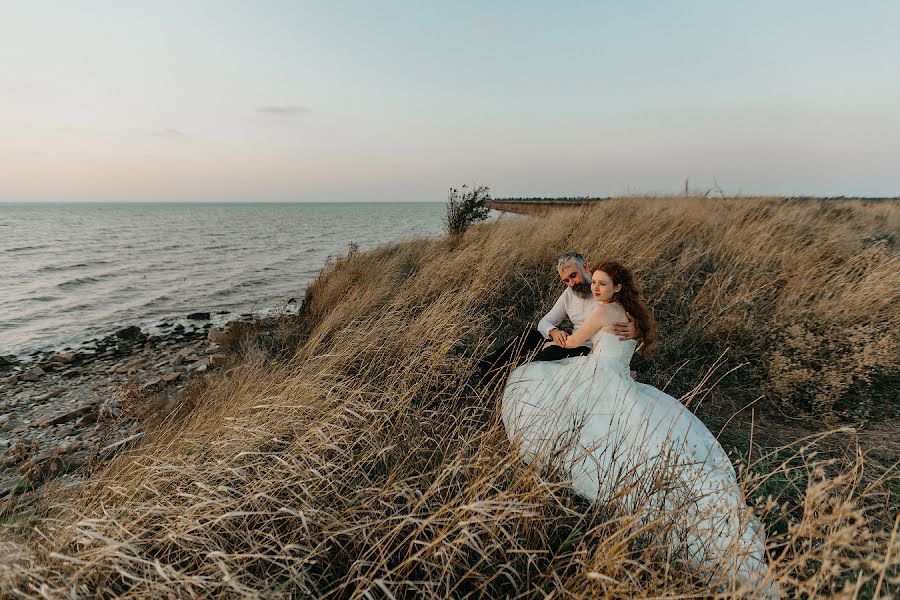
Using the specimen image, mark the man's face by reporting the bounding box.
[558,260,586,288]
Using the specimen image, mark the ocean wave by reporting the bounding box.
[4,244,50,253]
[65,303,95,312]
[56,276,101,289]
[141,295,173,308]
[36,261,111,273]
[110,285,140,294]
[209,288,239,299]
[236,278,269,288]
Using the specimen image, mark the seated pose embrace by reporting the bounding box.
[478,252,635,380]
[501,261,777,597]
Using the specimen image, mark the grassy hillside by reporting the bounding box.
[1,197,898,598]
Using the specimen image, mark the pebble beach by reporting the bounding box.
[0,312,273,500]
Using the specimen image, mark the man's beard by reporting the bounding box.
[571,281,592,298]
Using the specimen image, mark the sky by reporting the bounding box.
[1,1,899,202]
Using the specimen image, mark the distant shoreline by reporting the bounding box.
[488,195,900,214]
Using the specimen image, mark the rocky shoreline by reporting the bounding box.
[0,312,268,501]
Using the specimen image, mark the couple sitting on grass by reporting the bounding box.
[483,252,778,598]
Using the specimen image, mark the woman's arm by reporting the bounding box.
[563,305,610,348]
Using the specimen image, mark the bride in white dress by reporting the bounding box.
[501,261,777,597]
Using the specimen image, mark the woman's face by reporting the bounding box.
[591,270,621,303]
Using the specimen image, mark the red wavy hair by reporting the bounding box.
[591,261,656,355]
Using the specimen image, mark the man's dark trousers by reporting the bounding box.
[478,329,590,382]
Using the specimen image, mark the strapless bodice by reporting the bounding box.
[587,330,638,367]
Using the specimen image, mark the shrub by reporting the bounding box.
[444,184,491,234]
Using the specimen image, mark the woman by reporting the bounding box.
[501,261,777,597]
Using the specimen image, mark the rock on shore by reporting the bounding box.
[0,315,266,501]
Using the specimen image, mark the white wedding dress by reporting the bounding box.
[501,330,777,596]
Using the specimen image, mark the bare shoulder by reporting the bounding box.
[587,302,618,325]
[591,302,626,324]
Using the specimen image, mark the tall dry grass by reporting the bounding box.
[1,197,898,598]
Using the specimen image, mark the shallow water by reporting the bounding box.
[0,202,445,356]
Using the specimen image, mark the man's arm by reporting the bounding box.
[607,312,637,341]
[537,291,569,340]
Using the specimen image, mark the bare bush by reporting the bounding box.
[445,184,491,234]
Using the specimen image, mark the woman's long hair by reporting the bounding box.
[591,261,657,355]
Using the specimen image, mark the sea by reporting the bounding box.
[0,202,449,358]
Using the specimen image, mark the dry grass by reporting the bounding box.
[1,196,898,598]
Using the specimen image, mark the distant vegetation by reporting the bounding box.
[491,195,899,203]
[1,196,897,597]
[493,195,609,202]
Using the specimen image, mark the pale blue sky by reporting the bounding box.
[1,1,899,201]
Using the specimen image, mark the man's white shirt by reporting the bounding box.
[537,288,599,347]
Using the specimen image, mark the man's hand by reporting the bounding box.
[549,328,568,346]
[608,312,638,341]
